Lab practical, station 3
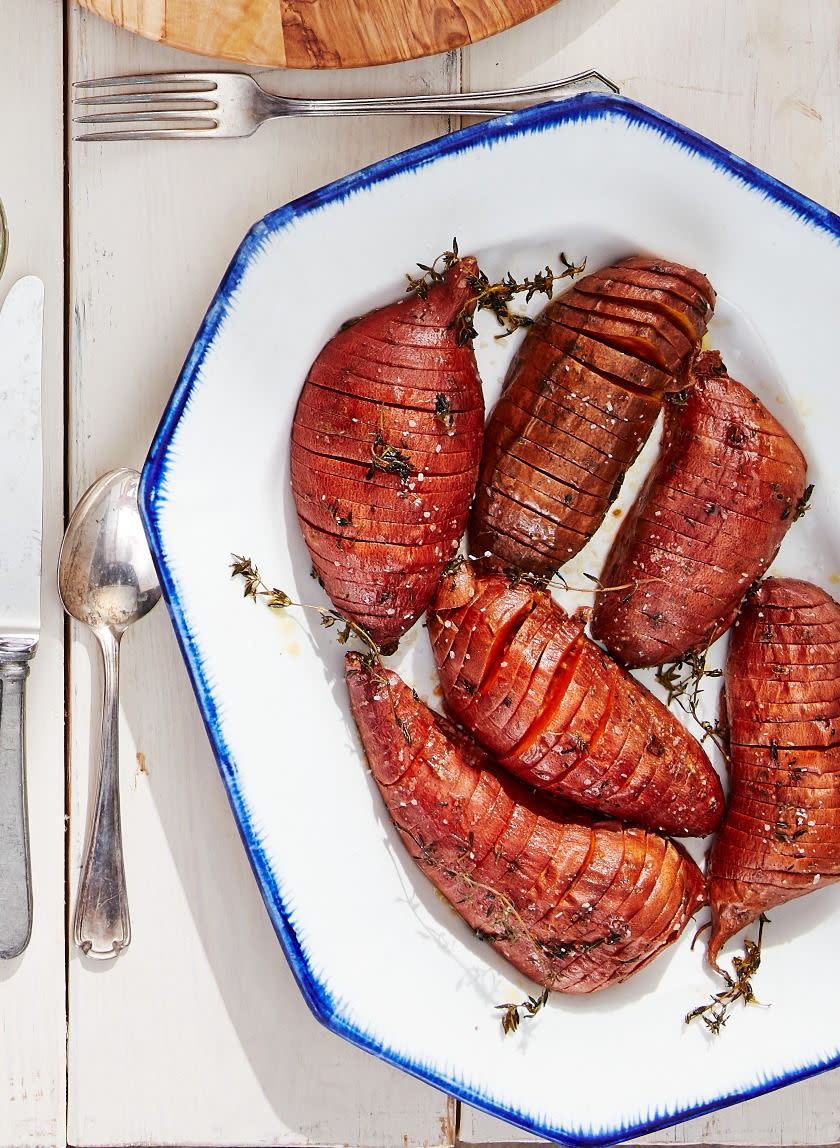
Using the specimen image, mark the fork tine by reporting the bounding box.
[75,93,217,109]
[74,72,218,91]
[75,128,218,142]
[74,110,218,126]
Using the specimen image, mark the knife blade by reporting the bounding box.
[0,275,44,959]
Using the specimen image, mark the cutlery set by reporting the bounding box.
[0,67,616,960]
[0,259,159,960]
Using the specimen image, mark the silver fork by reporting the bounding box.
[74,70,619,142]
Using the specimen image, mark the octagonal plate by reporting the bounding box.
[140,95,840,1145]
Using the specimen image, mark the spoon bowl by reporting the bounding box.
[59,469,161,635]
[59,468,161,959]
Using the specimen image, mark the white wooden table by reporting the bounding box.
[4,1,840,1144]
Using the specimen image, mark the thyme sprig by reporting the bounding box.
[505,567,670,596]
[230,554,380,658]
[497,989,550,1035]
[455,251,587,344]
[230,555,421,743]
[685,915,769,1035]
[654,647,728,757]
[405,239,461,298]
[405,240,587,343]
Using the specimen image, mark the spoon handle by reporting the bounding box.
[74,629,131,959]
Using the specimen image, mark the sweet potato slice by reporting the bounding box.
[470,256,713,577]
[591,352,808,667]
[428,562,724,835]
[346,653,705,993]
[707,579,840,968]
[291,260,484,650]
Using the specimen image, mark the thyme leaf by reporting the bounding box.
[793,483,815,522]
[327,499,353,528]
[434,393,454,432]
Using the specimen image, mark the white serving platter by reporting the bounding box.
[140,95,840,1145]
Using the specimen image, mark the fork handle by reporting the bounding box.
[261,72,617,118]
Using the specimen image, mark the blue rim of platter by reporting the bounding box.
[140,93,840,1146]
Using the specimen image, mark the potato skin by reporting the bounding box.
[591,352,808,668]
[345,653,705,993]
[469,256,714,577]
[291,260,484,651]
[427,562,724,836]
[707,579,840,968]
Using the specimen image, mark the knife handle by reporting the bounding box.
[0,647,34,959]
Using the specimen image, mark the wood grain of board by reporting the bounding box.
[75,0,560,69]
[0,3,67,1146]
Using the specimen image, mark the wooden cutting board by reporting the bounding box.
[77,0,560,69]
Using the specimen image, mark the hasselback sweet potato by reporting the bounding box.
[591,351,808,668]
[707,579,840,968]
[427,561,724,835]
[469,256,715,576]
[345,652,705,993]
[290,260,484,651]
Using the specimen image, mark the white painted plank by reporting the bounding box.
[66,8,459,1146]
[0,2,67,1146]
[461,0,840,1144]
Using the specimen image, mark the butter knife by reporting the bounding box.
[0,275,44,959]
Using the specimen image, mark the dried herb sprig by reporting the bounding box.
[504,567,670,596]
[405,239,461,298]
[655,646,728,757]
[685,915,769,1035]
[404,241,586,343]
[496,989,550,1035]
[230,554,380,658]
[367,429,414,485]
[230,555,420,744]
[454,251,587,344]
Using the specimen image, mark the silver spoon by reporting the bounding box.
[59,469,161,959]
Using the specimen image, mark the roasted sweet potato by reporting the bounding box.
[427,561,724,836]
[591,352,808,668]
[345,652,705,993]
[469,256,715,576]
[707,579,840,968]
[291,260,484,651]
